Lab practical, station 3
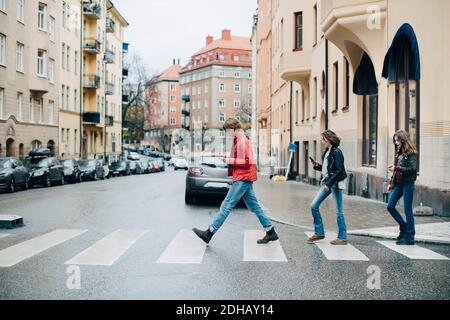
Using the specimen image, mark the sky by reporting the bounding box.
[113,0,257,76]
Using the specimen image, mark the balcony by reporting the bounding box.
[280,49,312,87]
[104,50,115,64]
[106,17,116,33]
[83,38,101,54]
[181,95,190,102]
[83,2,101,19]
[106,115,114,126]
[83,112,101,124]
[105,82,115,95]
[181,108,190,116]
[122,94,129,104]
[122,68,129,78]
[83,75,101,89]
[123,43,129,53]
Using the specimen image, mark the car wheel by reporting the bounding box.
[94,172,98,181]
[185,191,194,205]
[45,175,52,188]
[8,177,15,193]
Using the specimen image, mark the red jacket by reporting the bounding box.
[228,133,257,182]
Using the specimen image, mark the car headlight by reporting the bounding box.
[64,169,73,175]
[33,170,45,177]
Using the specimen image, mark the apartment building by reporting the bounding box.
[179,29,253,154]
[253,0,450,215]
[144,61,182,152]
[0,0,60,159]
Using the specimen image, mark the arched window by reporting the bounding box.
[31,140,42,150]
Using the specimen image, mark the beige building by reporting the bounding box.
[0,0,60,159]
[254,0,450,215]
[180,29,253,154]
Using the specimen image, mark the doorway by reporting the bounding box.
[6,138,15,157]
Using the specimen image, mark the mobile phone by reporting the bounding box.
[309,157,315,163]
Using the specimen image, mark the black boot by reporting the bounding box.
[193,227,214,244]
[257,227,279,244]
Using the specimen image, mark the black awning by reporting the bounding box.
[353,52,378,95]
[382,23,421,82]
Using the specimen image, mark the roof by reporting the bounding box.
[157,64,182,82]
[193,36,251,56]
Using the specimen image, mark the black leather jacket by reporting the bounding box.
[313,147,347,189]
[391,152,418,185]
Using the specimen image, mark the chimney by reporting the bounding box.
[221,29,231,40]
[206,35,213,45]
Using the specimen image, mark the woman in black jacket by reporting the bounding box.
[387,130,418,245]
[307,130,348,245]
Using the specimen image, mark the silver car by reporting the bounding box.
[185,156,232,204]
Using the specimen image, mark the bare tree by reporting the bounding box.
[236,93,252,130]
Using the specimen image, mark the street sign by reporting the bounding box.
[288,143,297,153]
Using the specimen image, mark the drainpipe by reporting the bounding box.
[80,0,84,159]
[325,39,329,130]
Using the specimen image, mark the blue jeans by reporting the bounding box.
[387,183,416,242]
[310,186,347,240]
[210,181,273,233]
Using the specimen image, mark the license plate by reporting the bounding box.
[205,182,229,188]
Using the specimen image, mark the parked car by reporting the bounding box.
[153,157,166,172]
[0,157,29,192]
[78,160,105,181]
[150,161,161,173]
[139,160,151,174]
[185,156,232,204]
[127,152,140,160]
[129,160,144,174]
[24,156,65,188]
[110,161,131,177]
[63,159,82,183]
[174,158,189,170]
[99,159,111,179]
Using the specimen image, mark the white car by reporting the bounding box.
[173,158,189,170]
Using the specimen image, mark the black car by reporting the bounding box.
[63,160,82,183]
[78,160,105,181]
[0,157,29,193]
[24,157,65,188]
[110,161,131,177]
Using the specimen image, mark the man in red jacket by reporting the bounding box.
[193,118,279,244]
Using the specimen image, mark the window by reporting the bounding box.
[74,51,78,74]
[234,100,241,108]
[219,99,226,108]
[219,70,225,77]
[36,99,42,123]
[49,16,55,41]
[0,34,5,65]
[248,84,252,93]
[38,3,46,31]
[333,61,338,111]
[234,71,240,78]
[16,93,22,120]
[362,94,378,166]
[294,12,303,50]
[345,58,350,108]
[37,49,46,76]
[234,84,241,93]
[66,46,70,71]
[233,55,239,62]
[66,86,70,110]
[48,100,54,124]
[219,84,225,92]
[192,87,196,95]
[170,83,176,91]
[29,98,33,122]
[170,107,176,113]
[219,113,225,122]
[248,72,252,79]
[17,0,24,22]
[313,4,317,45]
[204,100,208,108]
[48,58,54,83]
[204,85,208,93]
[0,0,5,12]
[74,89,77,111]
[313,77,317,118]
[61,128,65,143]
[62,2,66,28]
[0,88,3,119]
[61,44,65,70]
[170,118,176,125]
[16,43,24,72]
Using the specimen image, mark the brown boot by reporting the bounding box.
[330,239,348,245]
[307,234,325,243]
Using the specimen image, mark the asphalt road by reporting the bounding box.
[0,168,449,300]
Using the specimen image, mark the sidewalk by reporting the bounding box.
[254,175,450,244]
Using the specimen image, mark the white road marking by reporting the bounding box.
[0,229,87,267]
[65,229,148,266]
[243,230,287,262]
[305,232,370,261]
[156,229,207,264]
[377,241,450,260]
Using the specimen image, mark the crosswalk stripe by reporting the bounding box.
[65,229,148,266]
[0,229,87,267]
[156,229,207,264]
[243,230,287,262]
[377,241,450,260]
[0,234,10,240]
[305,232,370,261]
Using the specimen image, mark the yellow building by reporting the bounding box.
[254,0,450,215]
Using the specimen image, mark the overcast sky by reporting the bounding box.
[113,0,257,75]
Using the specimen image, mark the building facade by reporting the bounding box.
[254,0,450,215]
[144,62,181,153]
[0,0,60,159]
[179,29,253,155]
